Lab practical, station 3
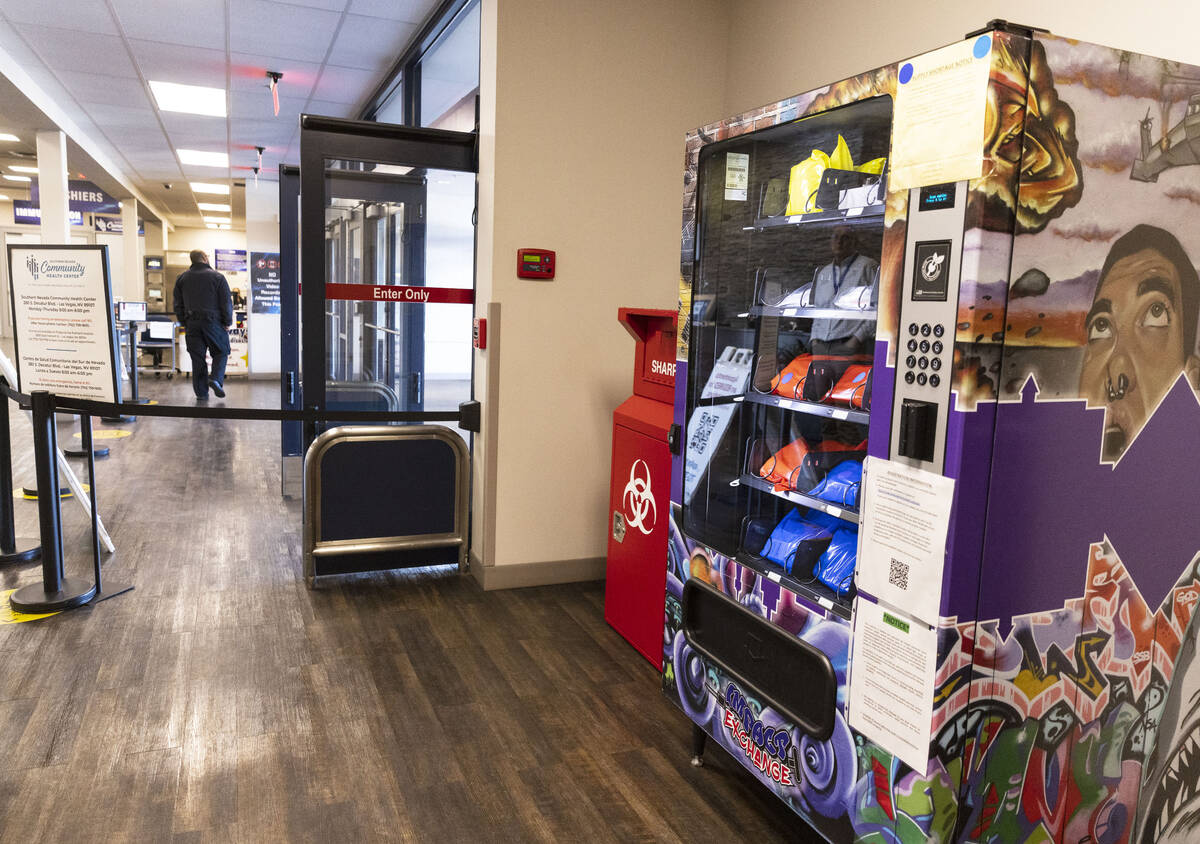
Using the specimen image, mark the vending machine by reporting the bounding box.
[664,20,1200,844]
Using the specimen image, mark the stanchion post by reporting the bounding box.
[0,383,39,563]
[9,391,96,612]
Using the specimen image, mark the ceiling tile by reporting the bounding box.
[0,1,120,34]
[230,118,294,148]
[160,112,230,145]
[110,0,226,50]
[272,0,349,10]
[311,64,378,104]
[18,26,138,77]
[58,71,154,109]
[129,40,228,89]
[229,0,342,63]
[306,99,356,119]
[85,103,158,128]
[230,90,305,122]
[327,14,415,71]
[347,0,433,23]
[94,125,173,148]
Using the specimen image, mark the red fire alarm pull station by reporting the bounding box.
[517,249,555,279]
[473,317,487,349]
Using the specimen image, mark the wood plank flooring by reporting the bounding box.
[0,376,815,842]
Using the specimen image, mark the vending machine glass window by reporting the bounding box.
[682,97,891,612]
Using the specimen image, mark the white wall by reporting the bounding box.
[473,0,729,582]
[721,2,1200,117]
[167,226,249,314]
[245,181,281,375]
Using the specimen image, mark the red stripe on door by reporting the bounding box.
[325,283,474,305]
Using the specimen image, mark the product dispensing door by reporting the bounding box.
[281,116,478,494]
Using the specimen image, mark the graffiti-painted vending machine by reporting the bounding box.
[664,20,1200,844]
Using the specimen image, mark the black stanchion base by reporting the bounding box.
[20,487,72,500]
[10,576,97,612]
[0,541,40,564]
[91,581,134,604]
[127,398,150,405]
[64,447,110,459]
[101,415,135,424]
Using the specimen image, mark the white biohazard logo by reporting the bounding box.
[622,459,656,535]
[920,250,946,282]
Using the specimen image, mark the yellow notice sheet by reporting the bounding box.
[890,34,994,190]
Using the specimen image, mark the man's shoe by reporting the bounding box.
[208,379,225,398]
[195,394,209,401]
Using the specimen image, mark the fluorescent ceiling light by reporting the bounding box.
[8,165,37,173]
[197,202,231,212]
[0,134,18,142]
[3,174,30,182]
[149,80,226,117]
[190,181,229,195]
[0,194,9,201]
[204,217,232,225]
[177,149,228,168]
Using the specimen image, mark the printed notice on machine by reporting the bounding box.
[857,456,954,626]
[725,152,749,201]
[847,596,937,773]
[890,35,993,189]
[7,246,118,403]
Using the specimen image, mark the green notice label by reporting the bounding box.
[882,612,910,634]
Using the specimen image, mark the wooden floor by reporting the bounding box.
[0,376,815,842]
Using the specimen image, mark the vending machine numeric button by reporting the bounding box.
[930,374,941,388]
[932,341,943,354]
[908,339,918,352]
[921,323,932,336]
[933,324,945,337]
[917,372,928,386]
[904,371,915,384]
[908,323,919,336]
[906,355,917,368]
[931,357,942,371]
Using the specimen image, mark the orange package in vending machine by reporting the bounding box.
[769,354,813,399]
[757,438,867,493]
[827,364,873,410]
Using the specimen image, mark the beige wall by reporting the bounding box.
[722,2,1200,116]
[474,0,730,580]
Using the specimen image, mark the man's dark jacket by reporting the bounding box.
[173,262,233,326]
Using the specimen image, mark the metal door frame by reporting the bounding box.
[298,114,476,448]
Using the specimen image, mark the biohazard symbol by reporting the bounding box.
[622,459,656,536]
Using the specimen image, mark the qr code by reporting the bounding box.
[688,412,719,452]
[889,559,910,591]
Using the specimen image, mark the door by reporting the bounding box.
[296,116,477,445]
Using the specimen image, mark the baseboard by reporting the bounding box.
[469,553,605,591]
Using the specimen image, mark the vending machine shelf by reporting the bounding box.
[747,305,877,321]
[739,392,871,425]
[737,473,860,524]
[734,551,853,619]
[743,203,885,232]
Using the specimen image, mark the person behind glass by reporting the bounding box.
[809,225,879,356]
[173,249,232,401]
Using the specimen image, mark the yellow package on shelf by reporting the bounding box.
[783,134,886,215]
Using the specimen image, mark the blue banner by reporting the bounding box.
[12,200,82,226]
[31,179,120,214]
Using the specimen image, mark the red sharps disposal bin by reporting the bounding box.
[605,307,676,669]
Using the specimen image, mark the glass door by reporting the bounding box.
[298,116,477,445]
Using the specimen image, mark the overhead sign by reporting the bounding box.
[31,179,121,214]
[6,244,119,403]
[249,251,281,314]
[12,201,83,226]
[324,283,474,305]
[214,248,247,272]
[93,216,144,235]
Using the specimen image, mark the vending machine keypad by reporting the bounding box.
[889,182,968,474]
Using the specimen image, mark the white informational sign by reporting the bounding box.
[7,245,118,403]
[724,152,749,201]
[848,596,937,772]
[117,301,147,322]
[856,456,955,627]
[890,35,993,189]
[178,323,248,376]
[684,347,753,502]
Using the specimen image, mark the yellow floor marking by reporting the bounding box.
[0,588,62,623]
[72,430,132,440]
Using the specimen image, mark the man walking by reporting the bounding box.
[173,249,233,400]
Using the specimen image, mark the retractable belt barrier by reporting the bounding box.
[0,382,481,431]
[0,383,480,614]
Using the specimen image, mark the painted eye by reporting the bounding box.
[1087,317,1112,342]
[1142,301,1170,329]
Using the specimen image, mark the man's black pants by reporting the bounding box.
[185,319,230,398]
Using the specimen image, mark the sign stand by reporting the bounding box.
[0,385,40,564]
[10,391,97,612]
